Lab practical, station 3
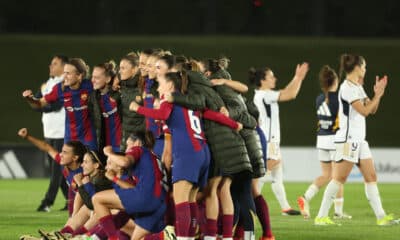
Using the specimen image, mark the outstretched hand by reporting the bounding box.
[17,128,28,139]
[22,90,33,98]
[294,62,309,81]
[374,75,388,98]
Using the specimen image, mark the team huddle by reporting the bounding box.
[18,50,397,240]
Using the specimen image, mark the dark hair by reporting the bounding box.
[204,59,221,74]
[158,54,176,70]
[94,60,117,86]
[67,58,90,79]
[86,150,105,169]
[141,48,155,56]
[64,140,87,164]
[248,67,271,88]
[121,52,139,68]
[173,55,191,71]
[339,53,365,80]
[129,130,155,149]
[319,65,338,94]
[53,55,69,65]
[164,71,188,94]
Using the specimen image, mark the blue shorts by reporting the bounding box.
[153,137,165,159]
[171,143,210,188]
[116,187,165,214]
[134,202,166,233]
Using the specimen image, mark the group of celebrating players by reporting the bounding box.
[18,49,397,240]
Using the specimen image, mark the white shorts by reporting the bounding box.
[318,149,336,162]
[316,135,335,150]
[267,142,281,160]
[334,140,372,163]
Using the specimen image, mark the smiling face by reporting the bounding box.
[63,64,82,88]
[119,59,137,81]
[81,153,100,176]
[91,67,110,90]
[155,59,170,79]
[59,144,76,166]
[139,53,149,77]
[146,56,158,79]
[156,74,174,96]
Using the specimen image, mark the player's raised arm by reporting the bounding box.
[17,128,58,159]
[22,89,49,109]
[278,62,309,102]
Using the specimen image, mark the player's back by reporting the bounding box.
[167,104,206,152]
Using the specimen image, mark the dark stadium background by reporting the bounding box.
[0,0,399,147]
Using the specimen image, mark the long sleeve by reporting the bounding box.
[137,101,173,120]
[203,109,238,130]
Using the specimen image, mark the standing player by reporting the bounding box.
[118,53,145,152]
[314,54,395,226]
[297,65,350,219]
[33,55,69,212]
[22,58,97,150]
[250,63,309,215]
[89,60,122,153]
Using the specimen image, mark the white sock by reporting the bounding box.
[244,231,255,240]
[271,164,291,210]
[257,173,269,194]
[365,182,386,219]
[304,184,319,202]
[177,237,191,240]
[317,180,341,218]
[334,198,344,215]
[204,236,216,240]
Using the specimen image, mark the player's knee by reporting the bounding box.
[91,193,102,206]
[364,173,377,182]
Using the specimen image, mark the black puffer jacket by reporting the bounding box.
[120,74,145,151]
[210,70,265,178]
[78,171,113,210]
[173,71,252,176]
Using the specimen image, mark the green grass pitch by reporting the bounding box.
[0,180,399,239]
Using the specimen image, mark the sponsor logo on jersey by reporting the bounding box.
[81,93,88,101]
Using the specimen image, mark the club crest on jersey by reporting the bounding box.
[81,93,88,101]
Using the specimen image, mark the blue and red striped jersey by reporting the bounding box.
[99,93,122,152]
[137,99,206,152]
[125,146,167,197]
[45,79,97,150]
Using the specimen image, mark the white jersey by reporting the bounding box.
[253,89,280,143]
[42,76,65,139]
[335,80,367,143]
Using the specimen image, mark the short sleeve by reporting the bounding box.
[341,84,362,104]
[261,90,280,104]
[125,146,143,163]
[54,153,61,164]
[44,84,60,103]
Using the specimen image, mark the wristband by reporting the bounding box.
[112,176,119,183]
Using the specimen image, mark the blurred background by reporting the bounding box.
[0,0,399,147]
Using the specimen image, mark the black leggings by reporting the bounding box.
[231,171,255,231]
